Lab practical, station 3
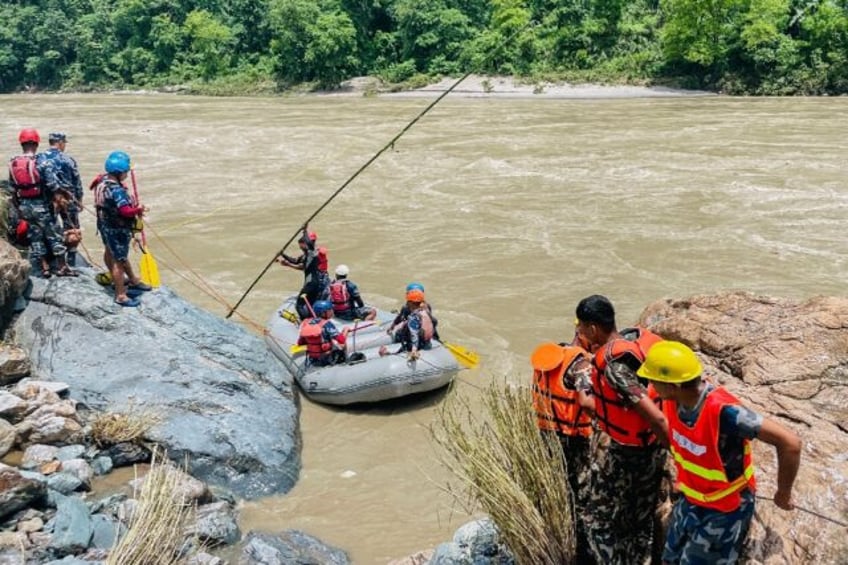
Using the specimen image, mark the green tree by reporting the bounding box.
[269,0,320,82]
[391,0,475,73]
[183,9,235,80]
[304,11,360,87]
[660,0,749,83]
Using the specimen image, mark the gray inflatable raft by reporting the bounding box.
[265,296,459,405]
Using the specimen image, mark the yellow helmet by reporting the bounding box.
[637,341,703,383]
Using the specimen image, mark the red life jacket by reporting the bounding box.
[9,154,41,198]
[591,327,663,447]
[317,247,328,272]
[299,318,331,360]
[532,344,593,438]
[665,387,756,511]
[330,280,351,314]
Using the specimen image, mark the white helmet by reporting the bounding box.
[335,264,350,277]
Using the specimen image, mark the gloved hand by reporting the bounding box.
[408,349,420,361]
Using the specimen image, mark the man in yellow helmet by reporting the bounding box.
[638,341,801,564]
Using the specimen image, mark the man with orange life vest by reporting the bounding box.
[531,342,596,564]
[8,129,75,278]
[574,294,669,565]
[386,288,435,361]
[278,227,328,320]
[297,300,349,366]
[329,264,376,321]
[638,341,800,564]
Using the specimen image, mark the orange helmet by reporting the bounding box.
[406,289,425,302]
[18,128,40,144]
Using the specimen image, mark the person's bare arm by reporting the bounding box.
[756,417,802,510]
[632,395,669,448]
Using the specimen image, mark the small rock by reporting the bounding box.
[187,501,240,546]
[22,415,83,446]
[0,420,15,459]
[14,380,69,398]
[0,468,47,520]
[56,445,85,462]
[59,459,93,489]
[21,444,59,470]
[49,493,93,555]
[0,530,29,549]
[90,456,113,476]
[47,472,83,495]
[0,391,27,423]
[39,460,62,475]
[90,514,123,550]
[17,516,44,533]
[185,552,227,565]
[0,345,31,386]
[104,442,149,467]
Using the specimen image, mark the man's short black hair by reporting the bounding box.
[576,294,616,332]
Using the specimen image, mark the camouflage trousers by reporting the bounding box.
[584,440,667,565]
[557,433,595,565]
[19,199,66,262]
[662,490,754,564]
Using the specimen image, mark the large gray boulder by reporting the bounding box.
[10,273,300,499]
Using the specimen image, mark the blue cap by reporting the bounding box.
[406,282,425,292]
[48,132,67,143]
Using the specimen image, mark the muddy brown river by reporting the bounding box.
[2,92,846,562]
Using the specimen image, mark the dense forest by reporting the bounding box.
[2,0,847,95]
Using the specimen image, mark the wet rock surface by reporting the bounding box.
[11,272,300,499]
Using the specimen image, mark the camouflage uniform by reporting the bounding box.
[563,356,597,564]
[8,155,66,266]
[662,384,762,564]
[39,143,83,264]
[583,359,668,565]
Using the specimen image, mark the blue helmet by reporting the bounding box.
[105,151,131,174]
[406,282,425,292]
[313,300,333,315]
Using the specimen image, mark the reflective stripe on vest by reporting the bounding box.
[532,345,593,438]
[591,327,663,446]
[299,318,331,359]
[666,387,757,511]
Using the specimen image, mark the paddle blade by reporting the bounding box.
[290,344,306,355]
[443,342,479,369]
[140,250,161,288]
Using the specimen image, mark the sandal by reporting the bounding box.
[115,297,141,308]
[41,269,52,279]
[127,281,153,292]
[55,266,79,277]
[125,287,145,298]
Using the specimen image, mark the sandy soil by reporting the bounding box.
[329,74,715,99]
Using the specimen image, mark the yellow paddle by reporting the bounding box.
[442,342,480,369]
[130,169,160,288]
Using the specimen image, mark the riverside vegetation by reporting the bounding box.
[2,0,847,96]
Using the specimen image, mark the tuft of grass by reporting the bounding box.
[432,380,575,564]
[90,406,160,447]
[107,448,196,565]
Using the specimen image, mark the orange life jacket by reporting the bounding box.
[531,343,593,438]
[9,154,41,198]
[665,386,756,511]
[299,318,331,360]
[591,327,663,447]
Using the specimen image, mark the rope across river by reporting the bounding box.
[225,22,534,319]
